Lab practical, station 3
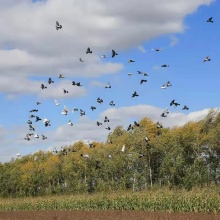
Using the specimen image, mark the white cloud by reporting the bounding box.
[169,35,179,47]
[138,46,146,53]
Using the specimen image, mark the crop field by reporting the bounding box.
[0,188,220,219]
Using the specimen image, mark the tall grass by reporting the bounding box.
[0,187,219,212]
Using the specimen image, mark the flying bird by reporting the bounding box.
[161,84,167,89]
[72,81,82,86]
[97,121,102,126]
[91,106,96,111]
[80,109,85,116]
[203,56,211,62]
[72,108,78,112]
[68,120,73,126]
[134,121,140,127]
[104,116,109,123]
[140,79,147,84]
[86,47,92,54]
[55,99,60,106]
[109,101,115,106]
[48,77,54,84]
[182,105,189,110]
[105,125,111,130]
[79,58,84,62]
[101,55,107,58]
[151,48,163,52]
[35,116,41,122]
[58,74,65,78]
[166,81,172,87]
[42,135,47,140]
[56,21,62,30]
[132,91,139,97]
[112,49,118,58]
[30,109,38,112]
[97,97,103,104]
[161,64,169,67]
[207,17,213,23]
[61,106,69,115]
[105,82,111,88]
[62,88,69,94]
[41,84,47,89]
[128,59,135,63]
[170,99,180,107]
[128,73,133,76]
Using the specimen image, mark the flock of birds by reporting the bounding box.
[20,16,214,157]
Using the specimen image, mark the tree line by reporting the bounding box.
[0,109,220,197]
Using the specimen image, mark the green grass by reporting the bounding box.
[0,187,219,212]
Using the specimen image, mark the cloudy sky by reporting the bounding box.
[0,0,218,162]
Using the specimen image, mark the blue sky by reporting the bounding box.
[0,0,218,162]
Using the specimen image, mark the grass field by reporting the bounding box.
[0,187,220,213]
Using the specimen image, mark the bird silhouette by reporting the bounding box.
[112,49,118,58]
[56,21,62,30]
[48,77,54,84]
[86,47,92,54]
[132,91,139,97]
[207,17,213,23]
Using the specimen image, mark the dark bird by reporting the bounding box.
[134,121,140,127]
[132,91,139,97]
[207,17,213,23]
[36,101,41,105]
[62,88,69,94]
[48,77,54,84]
[29,114,35,118]
[203,56,211,62]
[182,105,189,110]
[128,59,135,63]
[161,64,169,67]
[97,121,102,126]
[97,97,103,104]
[58,74,65,78]
[80,109,85,116]
[151,48,163,52]
[160,112,167,117]
[35,116,41,122]
[43,118,51,127]
[127,124,133,131]
[166,81,172,87]
[41,84,47,89]
[56,21,62,30]
[30,109,38,112]
[104,116,109,123]
[27,120,32,125]
[109,101,115,106]
[86,47,92,54]
[170,99,180,107]
[79,58,84,62]
[91,106,96,111]
[105,125,111,130]
[112,49,118,58]
[42,134,47,140]
[140,79,147,84]
[72,81,82,86]
[29,125,35,131]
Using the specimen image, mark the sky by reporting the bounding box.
[0,0,219,162]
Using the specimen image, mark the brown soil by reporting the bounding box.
[0,211,220,220]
